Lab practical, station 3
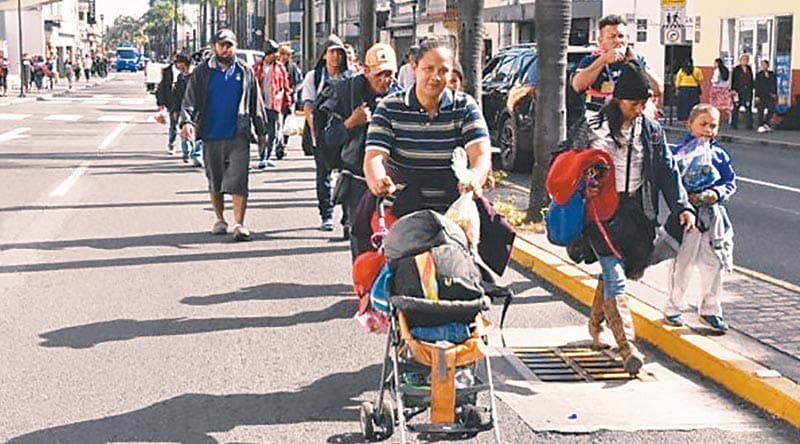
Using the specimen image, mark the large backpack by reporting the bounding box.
[383,210,486,302]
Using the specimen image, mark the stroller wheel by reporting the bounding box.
[458,404,489,430]
[375,399,395,438]
[359,401,376,440]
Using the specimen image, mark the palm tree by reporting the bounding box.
[458,0,483,104]
[526,0,572,221]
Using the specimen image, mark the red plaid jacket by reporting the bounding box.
[254,60,294,113]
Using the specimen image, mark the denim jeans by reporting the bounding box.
[260,109,279,161]
[314,146,333,220]
[598,255,627,299]
[185,139,203,160]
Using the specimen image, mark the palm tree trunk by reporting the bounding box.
[527,0,571,221]
[458,0,484,105]
[359,0,376,57]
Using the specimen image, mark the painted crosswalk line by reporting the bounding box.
[83,100,109,105]
[98,115,134,122]
[0,127,31,142]
[44,114,83,121]
[0,113,31,120]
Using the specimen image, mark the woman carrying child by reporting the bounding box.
[663,104,736,333]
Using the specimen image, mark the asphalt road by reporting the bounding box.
[0,73,797,443]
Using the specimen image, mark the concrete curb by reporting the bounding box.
[510,235,800,429]
[663,125,800,151]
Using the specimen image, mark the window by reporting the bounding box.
[636,19,647,42]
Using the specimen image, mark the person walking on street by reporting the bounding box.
[731,54,754,130]
[180,29,268,241]
[157,54,201,165]
[674,58,704,121]
[317,43,401,257]
[254,39,293,169]
[572,15,664,120]
[709,58,732,124]
[663,104,736,333]
[396,45,419,90]
[755,59,777,133]
[278,44,302,156]
[579,62,695,375]
[302,34,352,232]
[0,50,8,96]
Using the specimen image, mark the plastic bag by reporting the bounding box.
[445,148,481,246]
[673,137,720,193]
[281,115,302,137]
[153,108,168,125]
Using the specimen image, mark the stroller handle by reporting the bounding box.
[371,196,389,250]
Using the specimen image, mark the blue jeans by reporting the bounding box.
[598,255,627,299]
[314,146,333,219]
[259,109,279,161]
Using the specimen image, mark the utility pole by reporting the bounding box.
[173,0,179,54]
[17,0,24,97]
[359,0,376,57]
[411,0,418,45]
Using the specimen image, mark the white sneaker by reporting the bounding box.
[757,125,767,133]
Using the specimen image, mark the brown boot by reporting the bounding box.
[588,281,611,350]
[603,295,645,375]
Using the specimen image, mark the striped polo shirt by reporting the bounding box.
[365,87,490,211]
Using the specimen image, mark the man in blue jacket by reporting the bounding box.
[180,29,268,241]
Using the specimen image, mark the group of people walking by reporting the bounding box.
[169,19,736,378]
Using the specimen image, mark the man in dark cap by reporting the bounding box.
[300,34,353,232]
[156,53,201,165]
[180,29,268,241]
[574,61,695,376]
[254,39,293,169]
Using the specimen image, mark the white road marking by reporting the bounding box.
[50,162,89,197]
[50,123,128,197]
[739,176,800,194]
[83,100,109,105]
[0,127,31,142]
[146,115,157,123]
[97,123,128,151]
[92,94,112,98]
[44,114,83,121]
[98,115,133,122]
[0,113,31,120]
[45,100,72,104]
[120,99,146,105]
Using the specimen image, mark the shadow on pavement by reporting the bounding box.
[7,364,380,444]
[0,196,316,213]
[0,244,349,274]
[182,282,352,306]
[38,299,355,349]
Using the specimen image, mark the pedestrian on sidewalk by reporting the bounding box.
[157,54,201,165]
[180,29,268,242]
[663,104,736,333]
[572,15,663,120]
[709,58,732,125]
[731,54,754,130]
[302,34,352,232]
[0,50,8,96]
[316,42,401,257]
[397,46,419,90]
[755,59,778,133]
[674,58,704,121]
[254,39,293,169]
[580,61,695,375]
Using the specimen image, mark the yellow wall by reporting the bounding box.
[693,0,800,68]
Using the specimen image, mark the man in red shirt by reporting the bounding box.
[255,39,293,169]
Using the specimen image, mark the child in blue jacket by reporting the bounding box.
[663,104,736,332]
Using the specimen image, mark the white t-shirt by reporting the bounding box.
[397,63,415,90]
[589,117,645,193]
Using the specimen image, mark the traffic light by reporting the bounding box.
[87,0,97,25]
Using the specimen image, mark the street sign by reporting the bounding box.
[661,2,688,45]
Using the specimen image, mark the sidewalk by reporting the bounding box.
[491,182,800,430]
[0,74,114,107]
[661,120,800,151]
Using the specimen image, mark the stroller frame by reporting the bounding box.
[360,296,501,443]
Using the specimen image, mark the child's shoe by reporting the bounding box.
[699,315,729,333]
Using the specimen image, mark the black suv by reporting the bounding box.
[482,44,593,171]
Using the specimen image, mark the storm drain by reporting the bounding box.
[512,346,647,382]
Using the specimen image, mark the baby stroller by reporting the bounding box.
[357,203,502,443]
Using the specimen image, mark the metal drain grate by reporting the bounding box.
[512,346,644,382]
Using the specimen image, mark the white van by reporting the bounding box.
[236,49,264,68]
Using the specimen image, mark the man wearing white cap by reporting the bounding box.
[316,43,401,257]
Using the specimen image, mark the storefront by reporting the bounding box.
[693,1,800,111]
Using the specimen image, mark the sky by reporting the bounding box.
[96,0,150,23]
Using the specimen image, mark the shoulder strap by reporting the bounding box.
[625,125,634,194]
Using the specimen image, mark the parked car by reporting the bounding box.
[482,44,594,171]
[236,49,264,68]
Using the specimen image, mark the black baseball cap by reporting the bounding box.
[212,29,237,46]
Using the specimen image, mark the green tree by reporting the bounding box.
[141,0,187,57]
[105,15,143,50]
[527,0,572,221]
